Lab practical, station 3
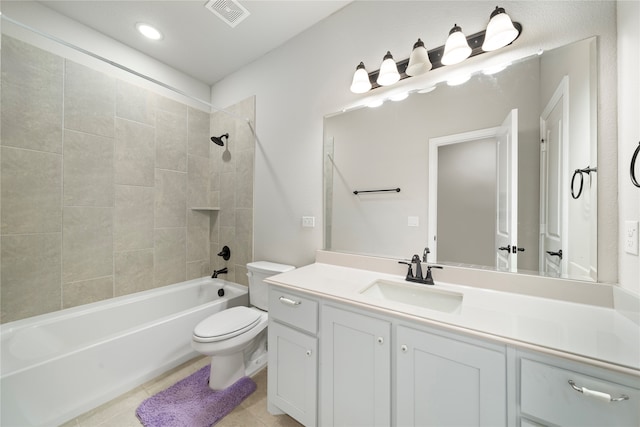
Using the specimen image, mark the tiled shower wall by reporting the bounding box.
[0,36,254,323]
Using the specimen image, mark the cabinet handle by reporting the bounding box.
[306,350,312,357]
[401,345,408,352]
[377,337,384,345]
[568,380,630,402]
[278,296,301,306]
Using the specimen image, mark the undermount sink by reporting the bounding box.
[360,280,463,314]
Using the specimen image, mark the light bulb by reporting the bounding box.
[350,62,372,94]
[376,51,400,86]
[441,24,471,66]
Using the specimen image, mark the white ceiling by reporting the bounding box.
[37,0,351,85]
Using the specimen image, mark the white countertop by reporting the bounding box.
[267,262,640,375]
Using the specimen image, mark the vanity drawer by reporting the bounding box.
[269,288,318,334]
[520,358,639,426]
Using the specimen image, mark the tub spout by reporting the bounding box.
[212,267,228,279]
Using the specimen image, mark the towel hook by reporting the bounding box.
[571,166,597,199]
[631,141,640,188]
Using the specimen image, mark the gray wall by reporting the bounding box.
[0,36,255,323]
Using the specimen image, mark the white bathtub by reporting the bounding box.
[0,277,248,427]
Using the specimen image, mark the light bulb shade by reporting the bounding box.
[406,38,432,77]
[350,62,372,93]
[482,7,519,51]
[441,24,471,66]
[376,51,400,86]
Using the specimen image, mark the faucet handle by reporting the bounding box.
[398,261,414,278]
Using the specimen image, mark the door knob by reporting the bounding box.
[498,245,511,252]
[546,249,563,259]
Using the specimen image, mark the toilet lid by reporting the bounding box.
[193,306,262,343]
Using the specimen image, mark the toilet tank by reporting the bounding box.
[247,261,295,310]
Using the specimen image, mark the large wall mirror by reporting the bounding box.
[324,37,598,282]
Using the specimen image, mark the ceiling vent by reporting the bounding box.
[205,0,250,28]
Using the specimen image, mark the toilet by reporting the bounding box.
[191,261,295,390]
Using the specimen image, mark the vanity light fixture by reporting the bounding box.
[350,62,372,94]
[136,22,163,40]
[376,51,401,86]
[405,38,432,77]
[441,24,472,65]
[481,6,519,51]
[348,6,521,94]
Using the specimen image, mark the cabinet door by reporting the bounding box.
[320,305,391,427]
[268,321,317,427]
[397,325,506,427]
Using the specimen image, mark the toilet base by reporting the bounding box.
[209,353,245,390]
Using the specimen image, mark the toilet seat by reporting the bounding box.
[193,306,261,343]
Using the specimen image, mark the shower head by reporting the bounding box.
[210,133,229,147]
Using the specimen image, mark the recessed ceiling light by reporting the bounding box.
[136,23,163,40]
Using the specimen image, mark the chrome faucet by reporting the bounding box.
[211,267,228,278]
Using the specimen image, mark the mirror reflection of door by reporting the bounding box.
[540,77,568,277]
[428,109,518,271]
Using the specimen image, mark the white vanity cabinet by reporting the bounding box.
[518,351,640,427]
[267,286,319,427]
[396,324,507,427]
[319,304,391,426]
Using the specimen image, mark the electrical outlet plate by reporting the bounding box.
[302,216,315,228]
[625,220,639,255]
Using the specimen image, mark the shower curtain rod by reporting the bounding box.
[0,13,254,130]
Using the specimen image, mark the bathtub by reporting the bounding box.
[0,277,248,427]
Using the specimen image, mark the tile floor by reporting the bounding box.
[61,356,303,427]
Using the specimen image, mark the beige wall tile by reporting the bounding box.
[1,147,62,234]
[188,155,210,208]
[155,169,187,228]
[1,36,63,153]
[115,118,155,186]
[64,60,115,137]
[156,95,187,115]
[63,276,113,309]
[235,150,254,209]
[63,130,114,207]
[187,260,210,280]
[63,207,113,283]
[187,225,209,263]
[187,209,210,229]
[154,228,186,287]
[188,107,210,158]
[114,249,154,296]
[114,185,154,251]
[1,233,62,322]
[219,172,236,227]
[156,110,187,172]
[116,80,156,126]
[233,99,256,153]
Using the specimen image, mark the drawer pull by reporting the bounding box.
[306,350,312,357]
[568,380,630,402]
[278,296,301,306]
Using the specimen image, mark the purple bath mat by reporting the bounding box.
[136,365,256,427]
